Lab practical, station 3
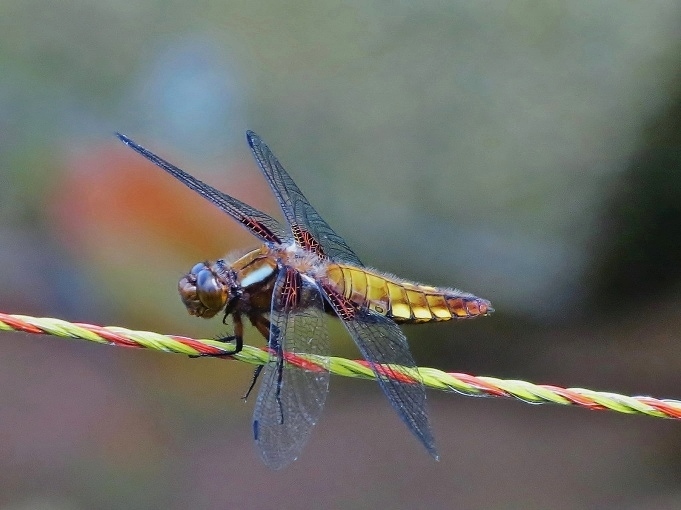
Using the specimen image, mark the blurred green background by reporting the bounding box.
[1,1,681,508]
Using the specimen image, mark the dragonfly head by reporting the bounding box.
[178,261,234,319]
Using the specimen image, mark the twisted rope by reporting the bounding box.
[2,312,680,420]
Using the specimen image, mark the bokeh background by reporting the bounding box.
[1,1,681,508]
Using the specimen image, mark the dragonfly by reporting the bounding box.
[117,131,493,469]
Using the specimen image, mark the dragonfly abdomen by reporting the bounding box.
[324,264,492,323]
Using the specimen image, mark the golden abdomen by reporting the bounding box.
[324,264,492,323]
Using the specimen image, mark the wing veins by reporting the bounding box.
[116,133,289,245]
[322,288,438,459]
[253,269,330,469]
[246,131,364,266]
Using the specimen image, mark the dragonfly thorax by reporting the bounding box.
[178,261,237,319]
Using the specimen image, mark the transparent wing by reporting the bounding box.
[322,288,438,459]
[253,268,330,469]
[246,131,364,266]
[117,133,290,245]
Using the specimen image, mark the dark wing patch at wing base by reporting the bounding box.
[253,269,330,469]
[246,131,364,266]
[322,286,438,459]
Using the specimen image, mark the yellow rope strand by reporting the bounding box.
[2,312,680,420]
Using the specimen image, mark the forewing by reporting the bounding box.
[246,131,364,266]
[117,133,289,245]
[253,269,330,469]
[322,288,438,459]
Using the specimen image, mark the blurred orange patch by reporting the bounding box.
[45,140,280,326]
[49,142,279,262]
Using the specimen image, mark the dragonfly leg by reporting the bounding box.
[256,315,286,423]
[242,365,263,400]
[239,351,285,424]
[221,311,244,353]
[275,345,285,425]
[189,313,243,357]
[244,313,284,422]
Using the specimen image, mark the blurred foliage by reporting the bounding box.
[591,90,681,305]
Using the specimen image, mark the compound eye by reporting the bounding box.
[196,268,227,311]
[190,262,208,276]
